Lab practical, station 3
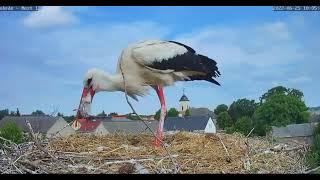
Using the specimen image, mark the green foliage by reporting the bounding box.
[217,111,233,129]
[167,108,179,117]
[0,121,24,144]
[57,112,63,117]
[154,109,161,121]
[214,104,228,116]
[228,98,258,122]
[306,125,320,169]
[31,110,46,116]
[97,111,107,116]
[0,109,9,120]
[253,92,309,136]
[260,86,304,104]
[16,108,20,116]
[230,116,254,135]
[185,109,191,116]
[63,115,75,123]
[108,112,118,117]
[10,111,15,116]
[127,114,140,120]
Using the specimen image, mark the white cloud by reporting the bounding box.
[23,6,77,28]
[39,21,170,73]
[175,20,303,69]
[258,21,290,40]
[288,76,312,84]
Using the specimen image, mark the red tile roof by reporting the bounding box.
[76,118,102,132]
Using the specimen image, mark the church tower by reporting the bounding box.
[179,89,189,116]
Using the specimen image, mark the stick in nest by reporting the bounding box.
[216,134,231,163]
[25,119,56,160]
[119,60,180,174]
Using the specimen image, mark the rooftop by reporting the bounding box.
[179,94,189,102]
[0,116,62,133]
[164,116,211,131]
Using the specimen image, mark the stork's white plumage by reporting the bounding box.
[76,40,221,147]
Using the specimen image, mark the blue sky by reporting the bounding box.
[1,6,319,116]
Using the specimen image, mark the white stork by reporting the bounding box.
[76,40,221,147]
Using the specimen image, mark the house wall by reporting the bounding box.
[204,118,216,134]
[46,118,75,138]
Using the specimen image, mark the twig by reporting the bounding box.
[103,155,179,165]
[48,119,76,139]
[216,134,231,162]
[12,163,23,174]
[50,106,60,117]
[304,166,320,174]
[246,127,255,138]
[25,119,36,140]
[0,136,17,146]
[25,119,57,160]
[119,59,180,173]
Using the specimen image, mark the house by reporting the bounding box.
[164,116,216,134]
[73,116,158,135]
[102,120,158,135]
[270,122,318,145]
[0,116,75,138]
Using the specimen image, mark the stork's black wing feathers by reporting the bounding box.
[148,41,221,86]
[167,41,196,53]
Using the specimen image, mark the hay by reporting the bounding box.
[0,132,309,174]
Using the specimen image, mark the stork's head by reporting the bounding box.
[78,68,117,117]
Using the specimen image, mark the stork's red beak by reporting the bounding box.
[76,86,95,119]
[81,86,95,101]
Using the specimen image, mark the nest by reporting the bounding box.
[0,132,309,174]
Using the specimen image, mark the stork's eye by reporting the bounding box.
[87,78,92,86]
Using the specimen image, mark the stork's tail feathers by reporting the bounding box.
[187,54,221,86]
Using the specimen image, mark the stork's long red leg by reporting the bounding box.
[153,85,166,147]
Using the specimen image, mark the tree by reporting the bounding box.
[229,116,254,135]
[228,98,258,123]
[63,115,75,123]
[57,112,63,117]
[108,112,118,117]
[214,104,228,116]
[288,88,304,99]
[0,121,24,144]
[260,86,288,103]
[167,108,179,117]
[216,111,233,130]
[185,109,191,116]
[253,87,309,136]
[31,110,46,116]
[0,109,9,120]
[16,108,20,116]
[259,86,304,104]
[97,111,107,116]
[9,111,15,116]
[127,113,140,120]
[154,109,161,120]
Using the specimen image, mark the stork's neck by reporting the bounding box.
[96,73,123,92]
